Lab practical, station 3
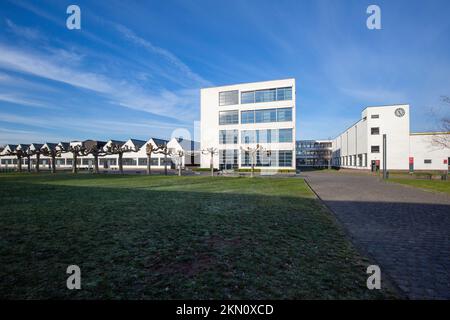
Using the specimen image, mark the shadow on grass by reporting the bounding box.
[0,176,397,300]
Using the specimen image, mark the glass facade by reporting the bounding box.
[276,108,292,122]
[241,87,292,104]
[255,109,277,123]
[241,129,292,144]
[219,130,239,144]
[219,149,238,169]
[240,107,292,124]
[219,90,239,106]
[241,110,255,124]
[240,150,293,167]
[219,110,239,125]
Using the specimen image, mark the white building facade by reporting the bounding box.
[200,79,296,170]
[331,104,450,172]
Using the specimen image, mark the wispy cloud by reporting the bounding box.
[0,43,199,121]
[115,24,210,87]
[0,93,57,109]
[5,18,45,41]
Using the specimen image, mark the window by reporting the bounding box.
[278,129,293,143]
[278,150,293,167]
[371,127,380,135]
[122,158,137,166]
[82,159,93,165]
[255,89,276,103]
[219,90,238,106]
[219,130,238,144]
[371,114,380,119]
[56,159,65,166]
[138,158,159,166]
[241,110,255,124]
[277,107,292,122]
[241,91,255,104]
[219,110,239,125]
[219,149,238,170]
[256,129,273,143]
[241,86,293,104]
[276,87,292,101]
[424,159,432,164]
[371,146,380,153]
[255,109,277,123]
[256,150,277,167]
[241,130,256,144]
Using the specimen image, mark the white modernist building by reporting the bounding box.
[200,79,296,170]
[331,104,450,172]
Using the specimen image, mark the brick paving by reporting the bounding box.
[304,171,450,299]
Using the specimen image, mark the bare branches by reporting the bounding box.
[431,96,450,149]
[202,147,218,177]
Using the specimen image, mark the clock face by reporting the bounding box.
[395,108,406,117]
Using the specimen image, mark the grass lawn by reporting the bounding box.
[389,178,450,195]
[0,173,394,299]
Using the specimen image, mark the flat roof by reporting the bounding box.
[201,78,295,90]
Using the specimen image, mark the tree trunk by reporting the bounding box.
[27,156,31,172]
[94,154,99,174]
[147,153,151,175]
[178,159,182,176]
[35,154,40,173]
[210,154,214,177]
[17,156,22,172]
[72,152,77,174]
[164,153,168,176]
[51,155,56,173]
[118,152,123,174]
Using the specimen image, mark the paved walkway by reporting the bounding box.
[303,171,450,299]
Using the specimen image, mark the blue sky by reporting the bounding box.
[0,0,449,145]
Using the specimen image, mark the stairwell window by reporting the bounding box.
[371,146,380,153]
[371,127,380,135]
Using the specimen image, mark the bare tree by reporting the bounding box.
[240,144,263,178]
[104,141,134,174]
[41,143,58,174]
[201,147,218,177]
[431,96,450,149]
[68,145,84,174]
[28,144,43,173]
[5,148,25,172]
[82,140,106,174]
[155,142,172,176]
[145,142,160,175]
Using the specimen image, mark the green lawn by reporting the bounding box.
[0,173,394,299]
[390,178,450,195]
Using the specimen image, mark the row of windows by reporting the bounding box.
[241,150,293,167]
[219,107,293,125]
[218,149,293,167]
[219,129,293,144]
[0,158,172,166]
[337,154,368,167]
[241,87,292,104]
[241,107,292,124]
[241,129,293,144]
[219,87,293,106]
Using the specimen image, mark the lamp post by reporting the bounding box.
[382,134,388,179]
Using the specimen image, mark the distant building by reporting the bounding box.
[200,79,296,170]
[296,140,332,168]
[331,104,450,172]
